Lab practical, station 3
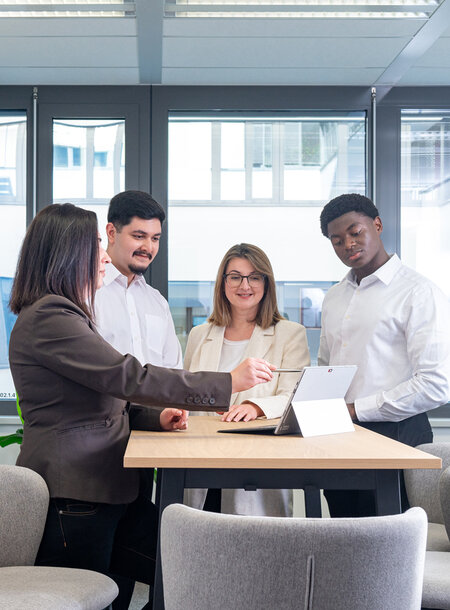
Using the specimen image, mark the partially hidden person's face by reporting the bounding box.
[106,216,162,281]
[224,257,265,318]
[327,211,385,279]
[97,234,111,290]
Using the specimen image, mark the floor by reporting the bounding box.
[129,582,150,609]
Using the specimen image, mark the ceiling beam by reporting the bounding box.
[136,0,163,84]
[375,0,450,88]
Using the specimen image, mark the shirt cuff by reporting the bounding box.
[354,394,381,422]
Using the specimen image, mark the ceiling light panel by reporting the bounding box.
[164,0,441,18]
[0,1,135,18]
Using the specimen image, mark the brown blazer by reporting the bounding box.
[9,295,231,504]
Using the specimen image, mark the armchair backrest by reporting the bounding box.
[161,503,427,610]
[439,466,450,541]
[404,442,450,524]
[0,465,49,567]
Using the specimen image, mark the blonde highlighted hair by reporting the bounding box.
[208,243,283,330]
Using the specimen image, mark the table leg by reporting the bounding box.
[155,468,161,508]
[153,468,185,610]
[304,485,322,517]
[203,488,222,513]
[374,469,401,515]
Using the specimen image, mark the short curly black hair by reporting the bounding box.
[108,190,165,229]
[320,193,379,237]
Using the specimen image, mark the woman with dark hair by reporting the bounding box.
[9,205,274,609]
[184,243,310,517]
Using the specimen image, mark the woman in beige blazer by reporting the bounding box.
[184,243,310,517]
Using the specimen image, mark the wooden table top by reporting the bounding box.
[124,416,442,470]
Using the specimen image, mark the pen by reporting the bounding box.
[273,368,303,373]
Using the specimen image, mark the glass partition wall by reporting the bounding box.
[1,86,450,418]
[401,110,450,298]
[0,86,149,415]
[53,118,125,239]
[167,113,366,361]
[0,112,26,402]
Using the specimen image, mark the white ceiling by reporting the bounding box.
[0,0,450,87]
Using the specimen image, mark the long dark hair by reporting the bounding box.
[10,203,99,319]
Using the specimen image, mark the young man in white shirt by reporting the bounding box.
[95,190,182,369]
[318,193,450,517]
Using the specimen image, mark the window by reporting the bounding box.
[53,118,125,232]
[401,110,450,297]
[168,113,366,362]
[0,112,27,402]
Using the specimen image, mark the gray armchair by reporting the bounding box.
[404,442,450,551]
[422,466,450,610]
[0,465,118,609]
[161,503,427,610]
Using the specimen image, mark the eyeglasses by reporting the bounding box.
[223,273,266,287]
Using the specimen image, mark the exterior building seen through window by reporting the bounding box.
[168,113,366,362]
[53,118,125,237]
[401,110,450,298]
[0,112,26,401]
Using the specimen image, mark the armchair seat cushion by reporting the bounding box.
[423,552,450,609]
[0,566,118,610]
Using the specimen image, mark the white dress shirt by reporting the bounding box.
[95,263,182,368]
[318,254,450,423]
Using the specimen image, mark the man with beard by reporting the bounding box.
[95,190,182,370]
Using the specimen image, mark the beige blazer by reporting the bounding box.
[184,319,310,419]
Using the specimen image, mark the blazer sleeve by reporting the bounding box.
[243,323,310,419]
[30,298,231,411]
[128,403,163,431]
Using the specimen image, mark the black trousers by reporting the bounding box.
[324,412,433,518]
[36,485,158,610]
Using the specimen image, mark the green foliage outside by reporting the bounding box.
[0,394,24,448]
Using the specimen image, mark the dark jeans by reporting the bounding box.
[36,490,158,610]
[325,412,433,518]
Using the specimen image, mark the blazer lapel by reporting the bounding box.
[241,324,274,361]
[198,324,225,372]
[232,324,275,405]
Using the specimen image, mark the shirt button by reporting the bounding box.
[201,397,209,405]
[194,396,201,404]
[209,398,216,405]
[186,396,193,404]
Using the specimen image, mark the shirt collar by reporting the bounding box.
[103,263,147,288]
[344,253,401,287]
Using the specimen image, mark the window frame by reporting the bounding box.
[0,86,151,416]
[151,86,375,298]
[1,84,449,418]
